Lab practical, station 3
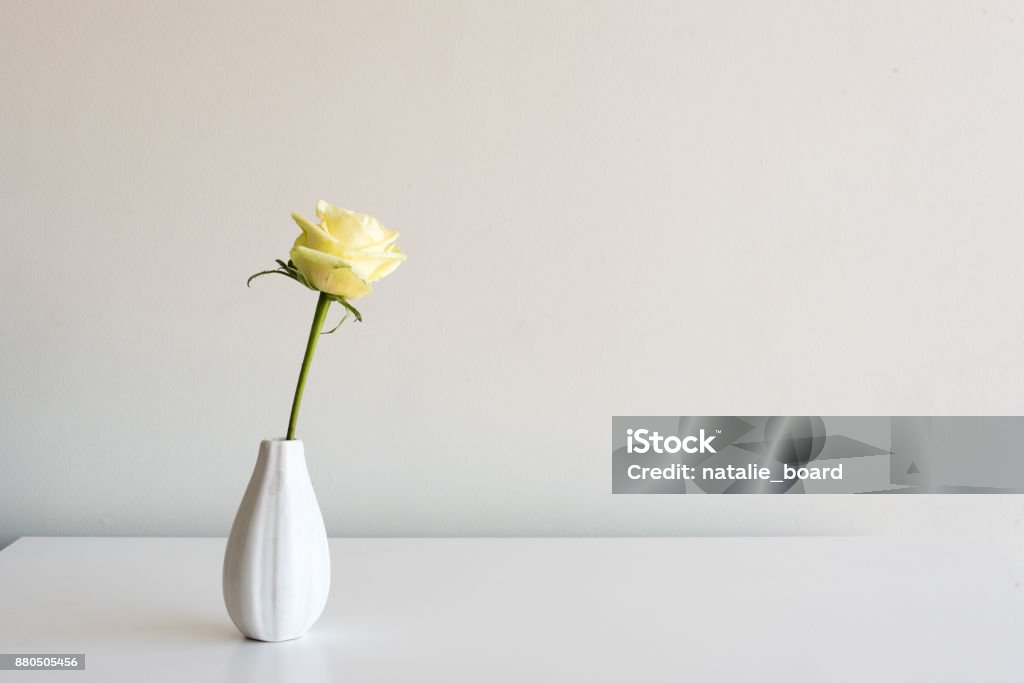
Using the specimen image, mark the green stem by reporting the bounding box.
[286,292,331,440]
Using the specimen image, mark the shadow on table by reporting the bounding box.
[35,611,242,646]
[121,617,242,642]
[221,630,338,682]
[37,612,352,680]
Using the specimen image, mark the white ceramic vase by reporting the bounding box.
[223,439,330,641]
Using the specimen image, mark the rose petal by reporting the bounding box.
[290,244,372,299]
[317,201,396,250]
[291,212,338,253]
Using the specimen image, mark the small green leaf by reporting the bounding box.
[320,310,350,335]
[330,296,363,322]
[247,268,292,287]
[247,257,316,291]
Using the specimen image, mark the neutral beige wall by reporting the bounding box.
[3,1,1023,558]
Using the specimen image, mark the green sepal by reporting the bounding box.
[327,295,362,322]
[320,309,351,335]
[248,259,364,324]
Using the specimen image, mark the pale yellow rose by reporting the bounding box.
[289,201,406,299]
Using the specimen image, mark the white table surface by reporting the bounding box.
[0,537,1022,682]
